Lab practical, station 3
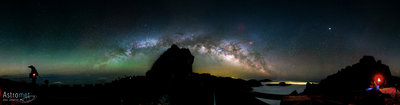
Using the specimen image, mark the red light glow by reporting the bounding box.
[373,74,384,86]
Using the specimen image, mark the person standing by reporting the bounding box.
[28,65,39,85]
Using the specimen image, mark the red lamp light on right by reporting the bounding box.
[373,74,384,86]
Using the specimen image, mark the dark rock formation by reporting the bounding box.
[289,90,298,95]
[259,79,272,82]
[146,44,194,81]
[317,56,392,94]
[248,79,262,87]
[301,56,393,104]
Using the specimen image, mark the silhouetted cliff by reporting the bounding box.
[146,44,194,81]
[317,56,392,93]
[302,56,394,104]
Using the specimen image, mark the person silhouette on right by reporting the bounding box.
[28,65,39,85]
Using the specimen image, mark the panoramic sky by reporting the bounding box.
[1,0,400,83]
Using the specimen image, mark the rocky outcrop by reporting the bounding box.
[305,56,393,96]
[146,44,194,81]
[319,56,391,92]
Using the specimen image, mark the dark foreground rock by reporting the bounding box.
[317,56,392,94]
[288,56,399,105]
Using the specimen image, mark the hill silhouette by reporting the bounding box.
[317,56,392,92]
[0,77,28,88]
[146,44,194,81]
[301,56,396,104]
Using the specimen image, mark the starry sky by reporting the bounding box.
[1,0,400,83]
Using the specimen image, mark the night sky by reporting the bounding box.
[1,0,400,83]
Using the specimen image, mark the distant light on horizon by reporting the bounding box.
[265,81,318,85]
